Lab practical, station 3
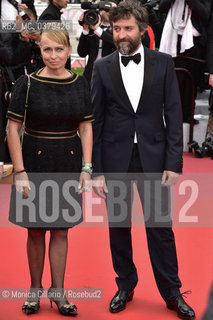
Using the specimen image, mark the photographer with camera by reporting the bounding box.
[0,5,39,170]
[0,4,39,79]
[0,6,40,79]
[0,0,37,174]
[77,0,117,84]
[0,0,38,80]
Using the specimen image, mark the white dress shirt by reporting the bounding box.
[94,26,105,60]
[1,0,21,20]
[119,44,144,142]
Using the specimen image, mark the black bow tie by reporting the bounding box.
[100,24,109,29]
[121,53,141,67]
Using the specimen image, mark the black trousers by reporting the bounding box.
[106,144,182,302]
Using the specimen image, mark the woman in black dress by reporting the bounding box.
[6,23,94,316]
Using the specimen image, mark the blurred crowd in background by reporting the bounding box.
[0,1,213,319]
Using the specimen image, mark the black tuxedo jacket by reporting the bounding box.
[91,47,183,174]
[39,3,62,21]
[77,29,116,83]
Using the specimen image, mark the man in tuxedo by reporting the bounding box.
[39,0,69,21]
[91,1,195,319]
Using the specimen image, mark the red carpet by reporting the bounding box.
[0,153,213,320]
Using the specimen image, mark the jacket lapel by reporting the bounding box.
[107,48,156,114]
[107,52,135,113]
[136,47,156,113]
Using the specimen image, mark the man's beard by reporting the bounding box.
[114,34,141,55]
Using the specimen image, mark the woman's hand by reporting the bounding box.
[78,171,91,194]
[14,171,30,197]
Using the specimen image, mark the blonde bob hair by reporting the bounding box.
[40,22,70,47]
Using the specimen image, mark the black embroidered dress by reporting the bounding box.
[7,69,94,229]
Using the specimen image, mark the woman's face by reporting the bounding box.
[40,34,71,73]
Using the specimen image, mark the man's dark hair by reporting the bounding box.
[109,0,149,32]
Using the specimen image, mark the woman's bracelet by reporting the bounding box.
[81,166,93,175]
[83,162,92,168]
[14,169,26,175]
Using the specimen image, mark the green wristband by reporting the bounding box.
[83,163,92,167]
[81,167,93,175]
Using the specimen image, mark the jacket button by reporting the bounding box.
[38,150,42,155]
[70,150,74,155]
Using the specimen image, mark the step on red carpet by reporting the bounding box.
[0,153,213,320]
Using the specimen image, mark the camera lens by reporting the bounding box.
[84,10,99,25]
